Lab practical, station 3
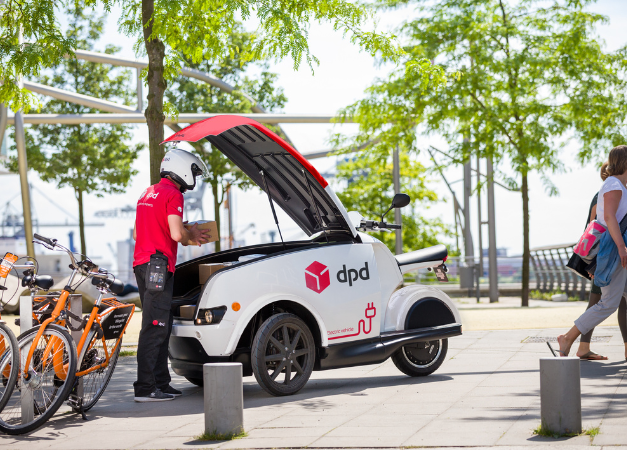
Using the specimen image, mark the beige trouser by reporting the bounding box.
[575,263,627,335]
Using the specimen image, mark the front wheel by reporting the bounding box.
[0,324,77,435]
[185,377,204,387]
[251,313,315,396]
[392,339,448,377]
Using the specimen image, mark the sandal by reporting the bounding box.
[547,342,567,357]
[579,351,608,361]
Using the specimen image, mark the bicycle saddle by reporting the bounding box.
[21,274,54,290]
[92,277,125,295]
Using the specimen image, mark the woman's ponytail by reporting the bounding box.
[601,161,610,181]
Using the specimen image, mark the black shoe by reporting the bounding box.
[160,385,182,397]
[134,389,175,402]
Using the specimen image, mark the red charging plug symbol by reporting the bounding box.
[365,302,376,319]
[328,302,377,340]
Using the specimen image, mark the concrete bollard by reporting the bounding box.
[203,363,244,437]
[539,357,582,435]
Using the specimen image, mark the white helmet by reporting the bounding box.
[160,149,208,192]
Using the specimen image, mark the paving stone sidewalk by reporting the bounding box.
[1,326,625,449]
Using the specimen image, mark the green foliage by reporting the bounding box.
[336,149,451,253]
[0,0,77,112]
[196,429,247,441]
[394,0,627,178]
[105,0,416,80]
[166,24,287,251]
[5,5,142,254]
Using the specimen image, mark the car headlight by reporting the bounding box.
[195,306,227,325]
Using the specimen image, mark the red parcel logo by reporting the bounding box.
[305,261,330,293]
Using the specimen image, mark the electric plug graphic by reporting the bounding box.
[365,302,376,318]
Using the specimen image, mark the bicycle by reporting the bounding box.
[0,234,134,435]
[0,254,37,416]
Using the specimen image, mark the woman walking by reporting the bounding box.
[575,162,627,360]
[559,145,627,358]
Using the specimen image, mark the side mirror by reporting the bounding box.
[382,193,411,221]
[392,193,411,209]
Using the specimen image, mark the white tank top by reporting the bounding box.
[597,176,627,227]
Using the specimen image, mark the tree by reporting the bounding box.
[90,0,443,185]
[6,5,142,255]
[0,0,76,112]
[335,149,451,254]
[166,24,287,251]
[338,0,627,306]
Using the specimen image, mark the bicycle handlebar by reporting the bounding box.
[33,233,56,248]
[32,234,109,280]
[358,220,402,232]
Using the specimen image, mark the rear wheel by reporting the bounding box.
[251,313,315,396]
[0,323,20,412]
[72,330,121,412]
[0,324,77,435]
[392,339,448,377]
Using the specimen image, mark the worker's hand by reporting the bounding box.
[188,223,211,247]
[620,246,627,268]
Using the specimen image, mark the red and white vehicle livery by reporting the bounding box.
[163,115,461,396]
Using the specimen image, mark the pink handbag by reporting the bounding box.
[574,220,607,263]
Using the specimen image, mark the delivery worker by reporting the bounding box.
[132,149,210,402]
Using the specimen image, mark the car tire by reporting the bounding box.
[185,377,204,387]
[251,313,315,396]
[392,339,448,377]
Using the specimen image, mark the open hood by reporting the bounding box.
[162,115,356,238]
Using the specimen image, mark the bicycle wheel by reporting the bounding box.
[0,323,19,412]
[73,329,121,412]
[0,324,77,435]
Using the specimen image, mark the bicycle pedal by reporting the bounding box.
[67,394,80,408]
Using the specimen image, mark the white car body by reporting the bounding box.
[163,115,461,388]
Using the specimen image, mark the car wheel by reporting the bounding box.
[185,377,204,387]
[251,313,315,396]
[392,339,448,377]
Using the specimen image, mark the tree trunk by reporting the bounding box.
[521,172,530,307]
[212,181,222,252]
[142,0,167,185]
[76,188,86,256]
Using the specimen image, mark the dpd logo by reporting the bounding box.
[305,261,330,293]
[337,262,370,286]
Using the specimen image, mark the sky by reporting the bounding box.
[1,0,627,271]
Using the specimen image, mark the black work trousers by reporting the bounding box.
[133,263,175,397]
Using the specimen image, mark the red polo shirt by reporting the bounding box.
[133,178,184,272]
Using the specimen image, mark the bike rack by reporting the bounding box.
[18,293,83,424]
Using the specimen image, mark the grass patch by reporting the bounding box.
[533,422,600,440]
[584,426,600,438]
[196,430,247,441]
[530,289,581,302]
[119,350,137,357]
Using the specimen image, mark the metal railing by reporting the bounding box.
[530,243,587,298]
[412,248,588,299]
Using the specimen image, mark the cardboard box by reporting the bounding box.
[179,305,196,320]
[199,262,234,284]
[183,220,218,246]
